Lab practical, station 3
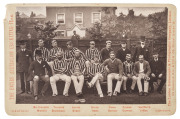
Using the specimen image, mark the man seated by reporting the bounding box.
[122,54,137,94]
[69,50,86,98]
[86,55,104,98]
[28,50,52,100]
[102,51,123,96]
[50,51,71,97]
[149,51,166,94]
[133,55,151,96]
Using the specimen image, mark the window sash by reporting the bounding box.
[57,13,65,24]
[74,13,83,24]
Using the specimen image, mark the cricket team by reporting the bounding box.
[17,36,166,100]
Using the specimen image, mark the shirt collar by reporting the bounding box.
[37,60,42,64]
[154,58,158,61]
[21,49,26,51]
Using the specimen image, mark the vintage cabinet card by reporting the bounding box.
[4,3,176,116]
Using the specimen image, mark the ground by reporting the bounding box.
[16,73,166,104]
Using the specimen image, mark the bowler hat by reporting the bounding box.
[19,40,26,45]
[140,36,146,42]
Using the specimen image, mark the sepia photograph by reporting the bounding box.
[15,6,168,104]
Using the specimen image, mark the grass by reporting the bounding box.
[16,74,166,104]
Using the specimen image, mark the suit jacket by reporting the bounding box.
[149,59,165,75]
[116,48,131,62]
[133,46,150,62]
[133,60,151,76]
[100,47,113,62]
[16,49,32,72]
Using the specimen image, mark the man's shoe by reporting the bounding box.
[34,96,38,100]
[27,91,32,95]
[158,90,163,94]
[107,92,112,97]
[77,92,83,98]
[99,94,104,98]
[144,92,148,96]
[19,91,25,94]
[52,94,57,97]
[129,89,134,94]
[139,92,143,96]
[113,91,118,96]
[64,93,69,97]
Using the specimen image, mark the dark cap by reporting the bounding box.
[152,50,159,55]
[51,39,57,43]
[19,40,26,45]
[90,41,95,44]
[109,51,115,55]
[66,41,73,46]
[140,36,146,42]
[38,39,44,43]
[35,50,42,56]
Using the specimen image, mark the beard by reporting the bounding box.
[58,57,63,60]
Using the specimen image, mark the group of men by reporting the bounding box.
[16,36,166,100]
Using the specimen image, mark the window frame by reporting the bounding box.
[56,13,65,24]
[74,12,83,24]
[55,30,66,37]
[91,12,101,23]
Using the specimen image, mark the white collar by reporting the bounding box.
[37,60,42,64]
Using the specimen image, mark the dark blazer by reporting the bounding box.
[100,47,113,62]
[149,59,165,75]
[116,48,131,62]
[133,46,150,62]
[133,60,151,76]
[16,49,32,72]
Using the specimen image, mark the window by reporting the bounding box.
[56,30,66,37]
[56,13,65,24]
[74,13,83,24]
[92,12,101,23]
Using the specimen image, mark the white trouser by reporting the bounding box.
[107,73,123,93]
[90,73,103,95]
[122,75,137,90]
[50,74,71,95]
[134,73,149,93]
[71,75,84,94]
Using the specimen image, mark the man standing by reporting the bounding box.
[133,55,151,96]
[101,40,113,62]
[149,52,166,94]
[102,51,123,96]
[71,30,80,47]
[29,50,52,100]
[33,39,50,61]
[64,41,87,62]
[116,41,131,62]
[50,51,71,97]
[86,55,104,98]
[16,40,32,94]
[69,50,86,98]
[49,39,64,75]
[133,36,150,62]
[122,54,137,94]
[85,41,101,63]
[49,39,64,61]
[71,30,80,40]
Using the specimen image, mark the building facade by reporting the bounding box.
[46,7,117,39]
